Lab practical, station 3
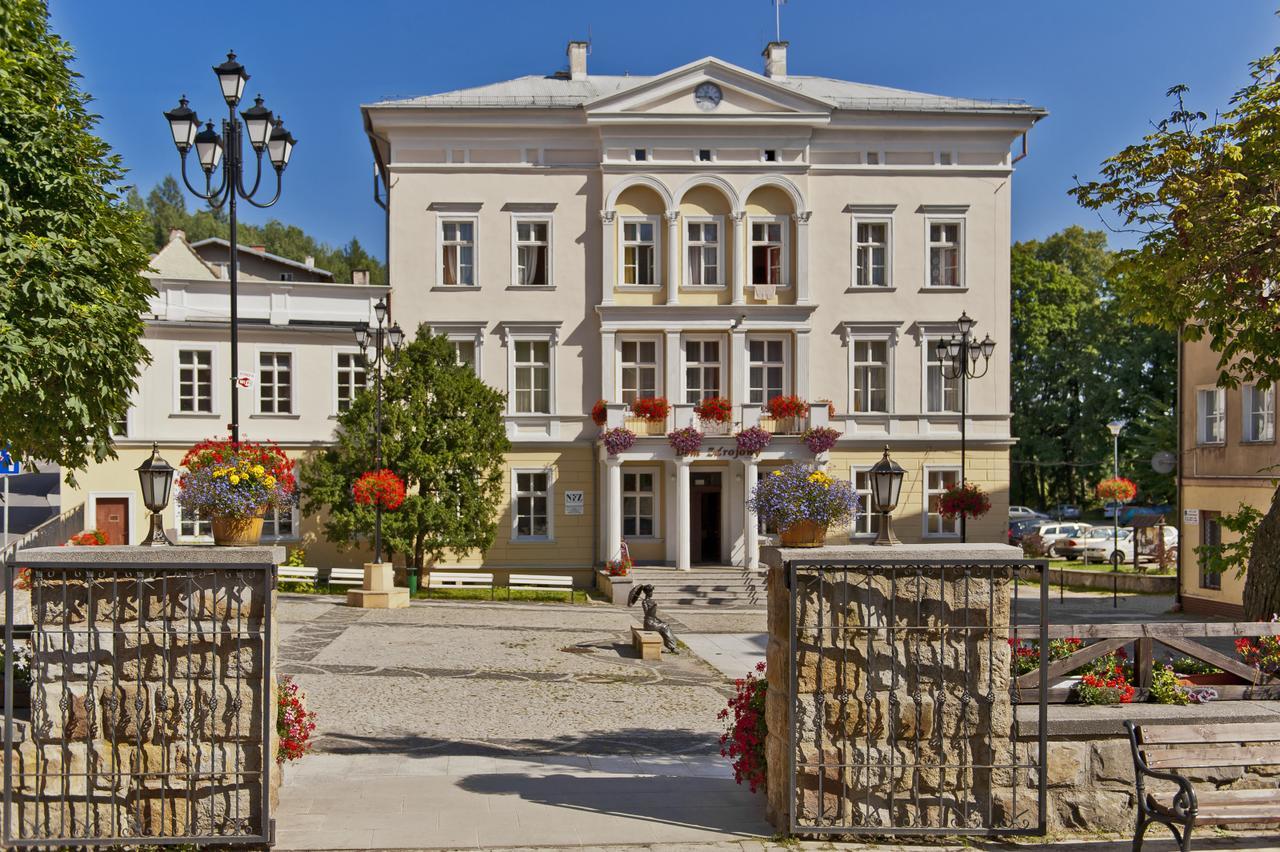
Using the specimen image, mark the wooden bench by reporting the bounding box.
[326,567,364,587]
[507,573,575,602]
[631,626,662,660]
[278,566,319,585]
[426,571,494,599]
[1126,720,1280,851]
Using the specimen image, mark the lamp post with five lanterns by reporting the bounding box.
[933,312,996,543]
[355,299,404,574]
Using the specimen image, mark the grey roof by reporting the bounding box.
[189,238,334,279]
[367,70,1043,116]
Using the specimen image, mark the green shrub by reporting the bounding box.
[1149,665,1188,705]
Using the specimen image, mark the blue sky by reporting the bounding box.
[52,1,1277,258]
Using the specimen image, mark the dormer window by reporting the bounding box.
[633,149,648,162]
[698,149,713,162]
[763,149,778,162]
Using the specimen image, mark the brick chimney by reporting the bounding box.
[567,41,588,81]
[304,255,315,269]
[168,228,186,243]
[352,269,370,286]
[763,41,788,81]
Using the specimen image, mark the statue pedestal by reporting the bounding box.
[347,562,410,609]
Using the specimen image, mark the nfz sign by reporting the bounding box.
[564,490,584,516]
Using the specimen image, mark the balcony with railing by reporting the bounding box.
[602,398,831,444]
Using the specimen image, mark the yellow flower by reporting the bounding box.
[229,474,241,485]
[253,465,265,476]
[771,470,783,477]
[213,470,225,478]
[264,475,276,487]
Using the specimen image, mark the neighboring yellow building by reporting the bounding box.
[1179,334,1278,617]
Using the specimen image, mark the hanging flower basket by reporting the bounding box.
[735,425,772,454]
[601,427,637,456]
[353,469,406,511]
[631,397,670,422]
[801,426,840,454]
[937,481,992,520]
[749,464,858,548]
[1096,477,1138,503]
[694,396,733,424]
[177,438,296,546]
[668,426,703,456]
[591,399,609,427]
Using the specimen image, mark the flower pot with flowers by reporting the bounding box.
[177,438,296,546]
[801,426,840,455]
[601,427,637,457]
[749,463,858,547]
[68,530,108,546]
[629,397,670,435]
[667,426,703,457]
[937,481,992,522]
[591,399,609,427]
[735,425,772,454]
[352,469,406,511]
[718,661,768,792]
[765,395,808,434]
[694,396,733,435]
[1096,476,1138,504]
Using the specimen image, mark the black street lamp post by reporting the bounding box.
[355,300,404,574]
[163,52,297,444]
[934,312,996,543]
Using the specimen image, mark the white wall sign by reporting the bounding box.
[236,372,255,390]
[564,490,584,515]
[1183,509,1199,525]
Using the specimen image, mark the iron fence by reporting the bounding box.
[787,558,1048,837]
[3,556,274,846]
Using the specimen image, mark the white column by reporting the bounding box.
[744,458,759,570]
[794,328,811,402]
[730,327,748,414]
[600,329,616,403]
[664,330,682,406]
[676,457,692,570]
[601,210,617,305]
[794,211,811,304]
[664,460,678,565]
[605,457,623,562]
[731,211,747,305]
[665,210,680,305]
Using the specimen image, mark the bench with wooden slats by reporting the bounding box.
[506,573,575,602]
[325,567,364,587]
[1126,720,1280,851]
[278,565,319,585]
[426,571,495,599]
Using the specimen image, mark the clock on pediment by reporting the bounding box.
[694,82,723,111]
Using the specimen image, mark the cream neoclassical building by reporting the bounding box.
[356,41,1045,575]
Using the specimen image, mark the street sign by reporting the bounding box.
[0,447,21,476]
[236,372,255,390]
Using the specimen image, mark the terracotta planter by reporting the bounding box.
[1177,672,1243,686]
[212,515,265,547]
[780,520,828,548]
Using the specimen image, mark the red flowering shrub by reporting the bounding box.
[1236,619,1280,676]
[766,395,808,419]
[591,399,609,427]
[937,482,992,519]
[277,675,317,763]
[1096,477,1137,503]
[694,396,733,423]
[1076,667,1135,705]
[69,530,107,546]
[14,568,31,591]
[605,551,632,577]
[352,469,406,511]
[718,662,768,792]
[631,397,670,422]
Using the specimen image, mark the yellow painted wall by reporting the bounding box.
[1178,481,1266,613]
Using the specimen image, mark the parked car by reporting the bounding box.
[1008,518,1046,546]
[1053,504,1082,520]
[1009,505,1047,521]
[1036,522,1093,555]
[1059,527,1130,561]
[1081,525,1178,563]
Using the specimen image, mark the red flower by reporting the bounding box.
[766,395,808,419]
[1096,477,1138,503]
[352,469,406,511]
[718,662,768,792]
[937,482,992,520]
[630,397,670,422]
[591,399,609,427]
[694,396,733,423]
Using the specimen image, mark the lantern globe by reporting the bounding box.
[388,324,404,350]
[374,298,388,325]
[163,96,200,152]
[956,311,975,337]
[194,122,223,173]
[981,334,996,360]
[354,326,370,350]
[240,95,274,150]
[135,443,175,513]
[868,446,905,513]
[213,51,249,106]
[267,120,296,170]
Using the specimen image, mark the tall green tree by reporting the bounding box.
[0,0,153,473]
[1072,44,1280,617]
[299,332,509,580]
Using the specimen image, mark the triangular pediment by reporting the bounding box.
[586,57,832,119]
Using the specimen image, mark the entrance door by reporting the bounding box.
[94,497,129,545]
[689,472,722,564]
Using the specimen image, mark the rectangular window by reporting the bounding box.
[514,340,551,414]
[1199,511,1222,589]
[620,339,658,404]
[633,149,648,162]
[451,339,477,371]
[622,219,657,286]
[686,221,721,286]
[750,220,786,287]
[177,349,213,413]
[622,471,656,538]
[279,272,295,282]
[763,149,777,162]
[925,468,960,537]
[855,222,889,287]
[514,471,550,539]
[335,351,366,413]
[926,342,962,413]
[262,508,296,540]
[928,221,963,287]
[748,338,786,404]
[176,499,211,541]
[850,469,880,537]
[514,220,550,287]
[1197,388,1225,444]
[684,339,722,404]
[852,340,888,413]
[440,219,476,286]
[1244,383,1274,442]
[258,352,293,414]
[698,149,712,162]
[111,413,129,438]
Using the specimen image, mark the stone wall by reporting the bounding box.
[8,545,280,844]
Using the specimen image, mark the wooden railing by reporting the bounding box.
[1012,621,1280,703]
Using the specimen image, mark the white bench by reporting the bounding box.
[278,566,319,585]
[326,567,364,587]
[507,573,576,602]
[426,571,495,598]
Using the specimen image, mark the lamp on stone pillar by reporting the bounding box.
[868,445,905,547]
[136,443,175,546]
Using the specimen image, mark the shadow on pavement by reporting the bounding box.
[311,728,724,757]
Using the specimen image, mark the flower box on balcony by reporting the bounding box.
[760,415,804,435]
[624,416,666,436]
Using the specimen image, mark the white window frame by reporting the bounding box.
[696,148,715,163]
[848,467,880,539]
[172,488,211,543]
[254,346,297,416]
[683,216,725,289]
[431,324,486,377]
[1197,386,1226,445]
[622,466,659,540]
[511,467,554,542]
[1243,383,1275,443]
[332,347,367,416]
[617,335,663,404]
[748,215,790,288]
[849,337,892,414]
[923,337,963,414]
[173,345,217,416]
[437,215,479,287]
[261,506,300,542]
[924,217,965,289]
[850,214,893,289]
[747,335,790,405]
[510,337,555,415]
[923,465,961,539]
[682,335,724,404]
[510,214,554,288]
[87,491,136,546]
[619,216,661,288]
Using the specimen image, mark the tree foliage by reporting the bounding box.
[0,0,153,473]
[1072,43,1280,618]
[298,332,509,576]
[127,176,385,285]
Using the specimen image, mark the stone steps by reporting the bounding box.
[629,567,766,608]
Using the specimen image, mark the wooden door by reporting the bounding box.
[94,497,128,545]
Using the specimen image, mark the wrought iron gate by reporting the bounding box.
[4,553,274,847]
[787,559,1048,836]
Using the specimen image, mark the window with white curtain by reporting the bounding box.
[686,220,721,286]
[622,219,657,286]
[1197,388,1225,444]
[925,468,960,537]
[684,339,722,404]
[748,338,786,404]
[750,219,786,287]
[514,340,551,414]
[514,219,550,286]
[928,221,963,287]
[620,339,658,404]
[513,470,550,540]
[451,339,477,371]
[855,222,889,287]
[440,219,476,286]
[852,340,888,413]
[1244,383,1274,442]
[926,341,961,413]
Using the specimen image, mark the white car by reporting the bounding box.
[1081,525,1178,563]
[1062,527,1132,561]
[1009,505,1046,520]
[1035,523,1093,555]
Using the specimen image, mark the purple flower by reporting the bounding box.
[747,464,858,529]
[735,426,772,454]
[667,426,703,456]
[801,426,840,454]
[601,427,637,456]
